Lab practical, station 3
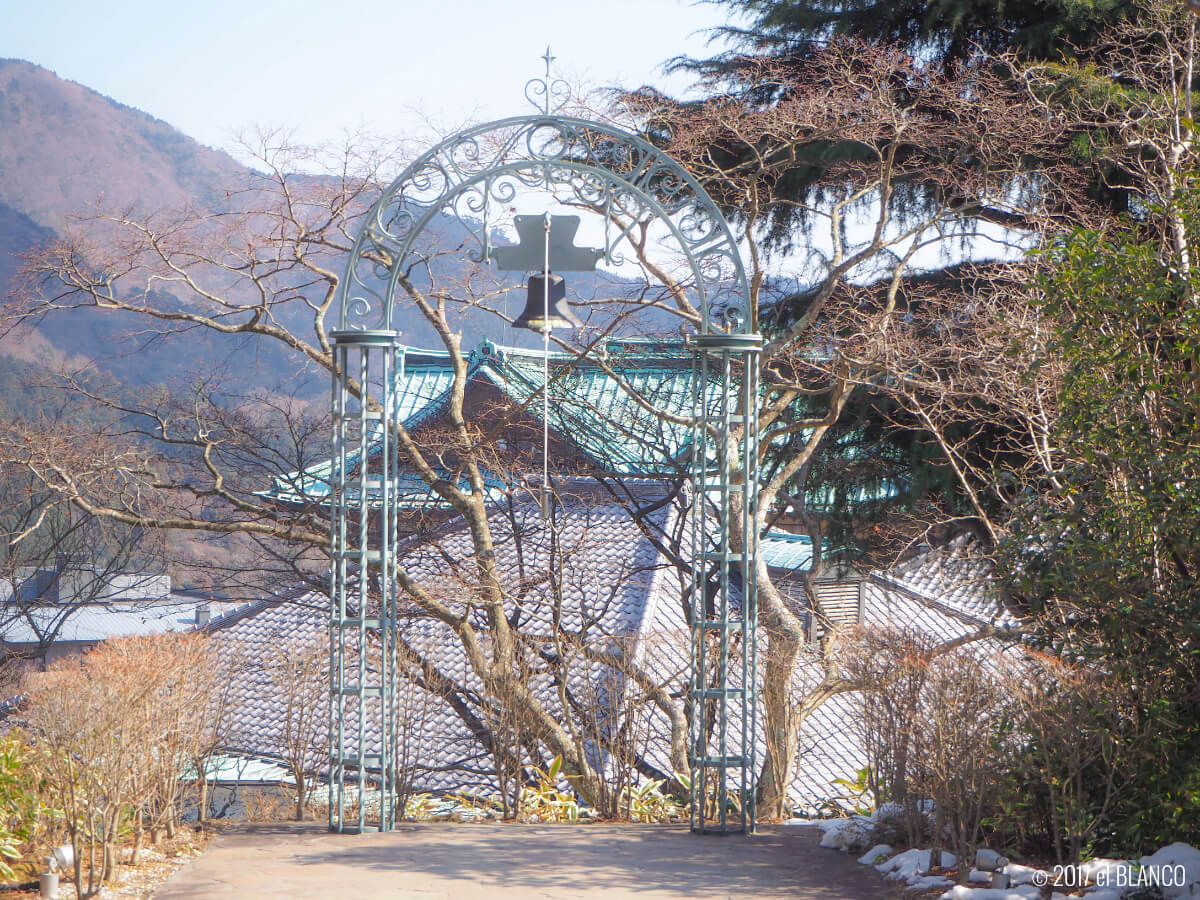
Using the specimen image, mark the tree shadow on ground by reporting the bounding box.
[287,823,889,899]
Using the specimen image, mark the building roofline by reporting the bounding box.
[863,570,1010,633]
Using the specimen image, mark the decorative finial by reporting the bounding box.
[525,46,570,116]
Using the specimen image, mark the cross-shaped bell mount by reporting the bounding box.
[491,214,603,333]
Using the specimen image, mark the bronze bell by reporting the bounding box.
[513,273,581,332]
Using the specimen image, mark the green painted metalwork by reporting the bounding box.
[329,330,400,833]
[329,57,763,835]
[689,333,762,834]
[491,214,603,272]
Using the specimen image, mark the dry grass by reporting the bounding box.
[4,827,211,900]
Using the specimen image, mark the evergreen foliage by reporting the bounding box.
[1000,197,1200,850]
[696,0,1135,67]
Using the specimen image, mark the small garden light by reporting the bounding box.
[975,848,1010,889]
[39,845,72,899]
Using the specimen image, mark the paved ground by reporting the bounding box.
[153,821,890,899]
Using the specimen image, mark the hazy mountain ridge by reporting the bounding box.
[0,200,51,294]
[0,58,244,228]
[0,59,667,417]
[0,59,348,409]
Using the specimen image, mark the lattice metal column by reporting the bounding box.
[689,332,762,835]
[329,330,400,833]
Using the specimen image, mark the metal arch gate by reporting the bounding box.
[328,64,762,835]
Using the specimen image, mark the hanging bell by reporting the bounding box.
[513,273,581,333]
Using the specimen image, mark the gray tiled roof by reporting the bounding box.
[793,689,867,811]
[208,505,1013,812]
[787,535,1019,812]
[876,534,1016,628]
[206,589,330,766]
[209,483,685,794]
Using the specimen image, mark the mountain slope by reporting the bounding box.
[0,59,337,405]
[0,59,670,407]
[0,58,243,230]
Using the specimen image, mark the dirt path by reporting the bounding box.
[153,821,890,899]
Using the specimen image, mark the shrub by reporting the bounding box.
[992,653,1139,865]
[0,733,47,881]
[22,633,225,898]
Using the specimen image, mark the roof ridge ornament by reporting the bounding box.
[525,45,570,116]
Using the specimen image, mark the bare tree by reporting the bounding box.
[618,40,1084,817]
[25,650,145,896]
[149,635,224,843]
[22,634,220,897]
[0,463,165,667]
[476,643,538,820]
[836,626,934,828]
[849,0,1200,551]
[1,35,1085,820]
[189,640,244,826]
[263,635,327,819]
[390,652,435,822]
[2,129,644,801]
[916,648,1011,883]
[1020,1,1200,276]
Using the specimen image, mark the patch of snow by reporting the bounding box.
[1005,863,1048,886]
[858,844,894,865]
[817,816,874,851]
[1139,842,1200,898]
[1080,858,1133,887]
[937,886,1040,900]
[876,848,956,885]
[872,799,934,822]
[861,841,1200,900]
[911,874,955,890]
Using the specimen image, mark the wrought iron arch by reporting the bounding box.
[328,74,762,835]
[336,113,753,336]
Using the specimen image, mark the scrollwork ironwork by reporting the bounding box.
[524,46,571,116]
[337,113,751,336]
[331,58,762,837]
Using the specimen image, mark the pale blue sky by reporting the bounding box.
[2,0,737,151]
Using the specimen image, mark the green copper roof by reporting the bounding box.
[265,338,908,516]
[264,339,704,507]
[474,339,700,477]
[392,347,459,428]
[265,339,902,514]
[760,531,814,571]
